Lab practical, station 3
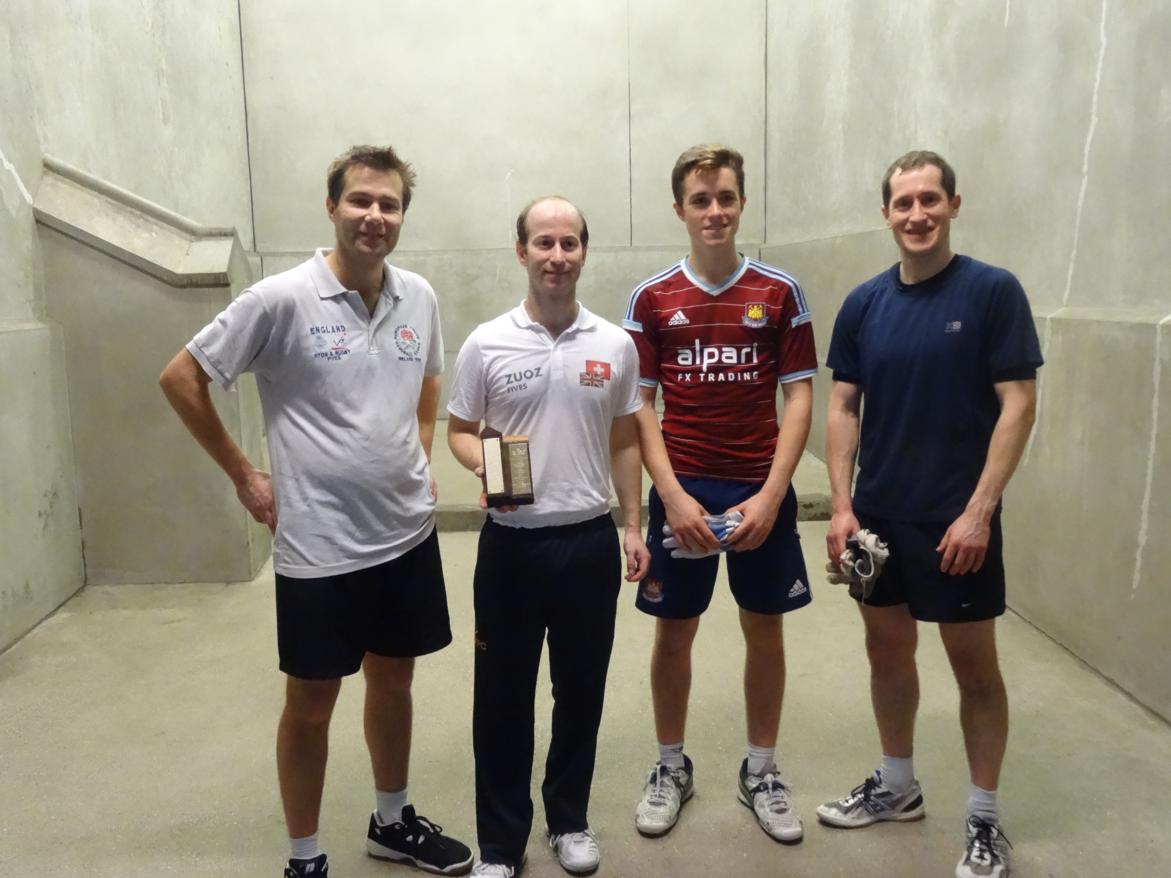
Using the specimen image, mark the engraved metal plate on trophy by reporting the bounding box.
[480,426,535,508]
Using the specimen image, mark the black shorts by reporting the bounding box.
[274,528,453,679]
[635,476,812,619]
[855,511,1006,623]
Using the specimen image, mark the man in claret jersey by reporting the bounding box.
[623,144,816,845]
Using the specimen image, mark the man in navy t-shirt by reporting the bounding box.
[817,151,1041,878]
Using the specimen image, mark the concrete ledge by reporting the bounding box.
[33,156,244,288]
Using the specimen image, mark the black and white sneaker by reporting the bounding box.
[367,806,474,875]
[285,853,328,877]
[815,773,925,828]
[955,815,1011,878]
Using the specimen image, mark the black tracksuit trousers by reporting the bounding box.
[472,514,621,868]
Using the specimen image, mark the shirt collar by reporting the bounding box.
[508,300,596,334]
[311,249,401,302]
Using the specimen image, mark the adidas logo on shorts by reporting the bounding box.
[788,579,808,598]
[667,310,690,326]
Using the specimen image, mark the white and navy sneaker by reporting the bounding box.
[367,805,474,874]
[815,774,925,828]
[634,755,694,837]
[548,828,600,875]
[284,853,328,877]
[737,759,803,843]
[955,815,1011,878]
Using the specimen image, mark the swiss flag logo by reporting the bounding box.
[586,360,611,379]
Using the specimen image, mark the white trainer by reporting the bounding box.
[548,828,600,875]
[469,861,515,878]
[634,756,695,837]
[737,759,803,843]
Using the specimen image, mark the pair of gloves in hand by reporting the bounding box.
[661,511,744,559]
[825,529,890,601]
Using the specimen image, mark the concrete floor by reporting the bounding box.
[3,523,1171,877]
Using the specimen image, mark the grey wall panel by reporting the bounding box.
[5,0,253,248]
[629,0,766,245]
[0,323,84,651]
[764,0,1108,312]
[243,0,631,253]
[40,227,266,585]
[1005,311,1171,720]
[1066,2,1171,310]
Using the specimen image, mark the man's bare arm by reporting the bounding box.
[825,379,863,561]
[726,378,812,551]
[417,374,441,499]
[417,375,441,460]
[610,412,651,581]
[938,379,1037,575]
[633,385,719,552]
[159,349,275,530]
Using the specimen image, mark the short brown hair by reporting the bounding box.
[671,144,746,203]
[515,196,590,248]
[326,145,417,211]
[881,150,956,207]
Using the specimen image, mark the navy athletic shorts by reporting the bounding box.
[274,527,453,679]
[635,476,812,619]
[854,511,1006,623]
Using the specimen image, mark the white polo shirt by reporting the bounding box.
[188,249,443,577]
[447,301,641,529]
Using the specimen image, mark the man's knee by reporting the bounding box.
[653,617,700,657]
[862,606,917,670]
[740,609,783,654]
[284,677,342,726]
[363,654,415,693]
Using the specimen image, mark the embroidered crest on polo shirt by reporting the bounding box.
[309,323,351,361]
[394,324,422,361]
[579,359,612,388]
[742,302,768,328]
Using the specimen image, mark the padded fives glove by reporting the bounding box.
[826,528,890,600]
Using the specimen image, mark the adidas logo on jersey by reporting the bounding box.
[788,579,808,598]
[667,310,690,326]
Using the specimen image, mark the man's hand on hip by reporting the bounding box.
[235,469,277,533]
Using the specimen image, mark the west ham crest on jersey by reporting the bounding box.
[579,359,611,388]
[742,302,768,328]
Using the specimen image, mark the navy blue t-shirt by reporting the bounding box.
[826,255,1043,522]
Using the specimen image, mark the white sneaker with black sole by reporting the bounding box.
[816,774,925,828]
[955,815,1011,878]
[737,759,803,843]
[634,755,694,837]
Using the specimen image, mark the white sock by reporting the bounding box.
[967,784,998,823]
[746,743,777,777]
[289,833,321,861]
[376,787,408,825]
[878,754,915,792]
[658,741,685,770]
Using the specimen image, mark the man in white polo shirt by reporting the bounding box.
[447,196,650,878]
[160,145,472,878]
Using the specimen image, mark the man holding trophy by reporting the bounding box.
[447,196,650,877]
